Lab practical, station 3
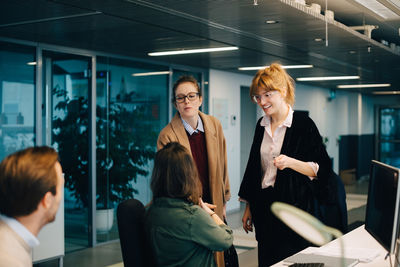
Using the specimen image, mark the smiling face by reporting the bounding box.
[174,81,203,121]
[254,89,286,116]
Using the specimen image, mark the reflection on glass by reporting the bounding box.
[0,42,35,160]
[95,57,168,243]
[380,142,400,168]
[49,54,91,252]
[380,108,400,140]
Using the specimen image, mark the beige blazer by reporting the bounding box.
[157,111,231,218]
[0,220,32,267]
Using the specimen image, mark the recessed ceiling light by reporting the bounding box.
[314,38,324,42]
[132,71,171,76]
[265,20,279,24]
[349,50,357,54]
[296,76,360,81]
[372,91,400,95]
[27,62,36,65]
[238,65,313,70]
[148,46,238,56]
[337,83,391,88]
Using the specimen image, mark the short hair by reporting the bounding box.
[150,142,201,204]
[172,75,202,103]
[249,63,295,106]
[0,146,59,217]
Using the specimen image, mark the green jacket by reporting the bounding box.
[145,197,233,267]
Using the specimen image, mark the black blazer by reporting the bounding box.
[239,111,336,215]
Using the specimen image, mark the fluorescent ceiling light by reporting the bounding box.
[132,71,171,77]
[27,61,36,65]
[337,83,391,88]
[296,76,360,81]
[353,0,400,19]
[148,46,238,56]
[238,65,313,71]
[372,91,400,95]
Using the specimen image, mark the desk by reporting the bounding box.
[272,225,393,266]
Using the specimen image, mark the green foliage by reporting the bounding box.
[52,87,156,208]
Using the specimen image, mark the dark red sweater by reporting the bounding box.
[187,131,210,203]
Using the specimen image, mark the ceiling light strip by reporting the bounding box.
[372,91,400,95]
[239,65,313,70]
[337,83,391,88]
[148,46,238,56]
[132,71,171,76]
[297,76,360,81]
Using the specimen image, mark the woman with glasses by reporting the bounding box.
[239,63,335,266]
[157,75,230,267]
[146,142,233,267]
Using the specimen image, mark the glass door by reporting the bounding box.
[43,51,92,252]
[377,106,400,168]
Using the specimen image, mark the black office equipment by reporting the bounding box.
[365,160,400,254]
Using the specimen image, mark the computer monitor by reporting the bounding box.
[365,160,400,254]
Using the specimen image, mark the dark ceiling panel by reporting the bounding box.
[0,0,399,94]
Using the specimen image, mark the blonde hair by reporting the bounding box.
[249,63,295,106]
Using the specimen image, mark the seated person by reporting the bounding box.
[0,146,64,267]
[145,142,233,267]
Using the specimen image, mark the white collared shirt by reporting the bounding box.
[260,107,319,188]
[0,214,39,248]
[181,115,204,135]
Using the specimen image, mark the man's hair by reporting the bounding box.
[0,146,59,217]
[151,142,201,204]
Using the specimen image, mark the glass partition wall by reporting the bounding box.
[0,39,208,250]
[0,42,36,160]
[95,57,169,243]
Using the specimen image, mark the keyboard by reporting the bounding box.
[289,263,324,267]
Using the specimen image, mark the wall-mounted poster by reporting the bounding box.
[212,98,229,129]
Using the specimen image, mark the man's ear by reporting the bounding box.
[40,191,54,209]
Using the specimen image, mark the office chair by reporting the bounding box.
[117,199,155,267]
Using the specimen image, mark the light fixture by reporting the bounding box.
[265,20,279,24]
[337,83,391,88]
[132,71,171,77]
[372,91,400,95]
[148,46,238,56]
[314,38,324,42]
[271,202,345,267]
[238,65,313,71]
[353,0,400,20]
[27,62,36,65]
[296,76,360,81]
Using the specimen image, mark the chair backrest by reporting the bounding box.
[117,199,155,267]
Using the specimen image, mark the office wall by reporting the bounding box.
[208,69,378,212]
[208,69,253,212]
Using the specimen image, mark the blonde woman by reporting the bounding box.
[239,63,335,266]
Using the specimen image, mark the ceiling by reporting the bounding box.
[1,0,400,94]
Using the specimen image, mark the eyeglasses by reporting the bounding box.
[175,92,200,103]
[252,91,278,103]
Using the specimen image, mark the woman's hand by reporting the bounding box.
[199,198,217,215]
[242,203,253,233]
[274,154,317,177]
[273,154,293,170]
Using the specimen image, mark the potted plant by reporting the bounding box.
[52,86,156,232]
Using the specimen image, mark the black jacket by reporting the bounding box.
[239,111,336,215]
